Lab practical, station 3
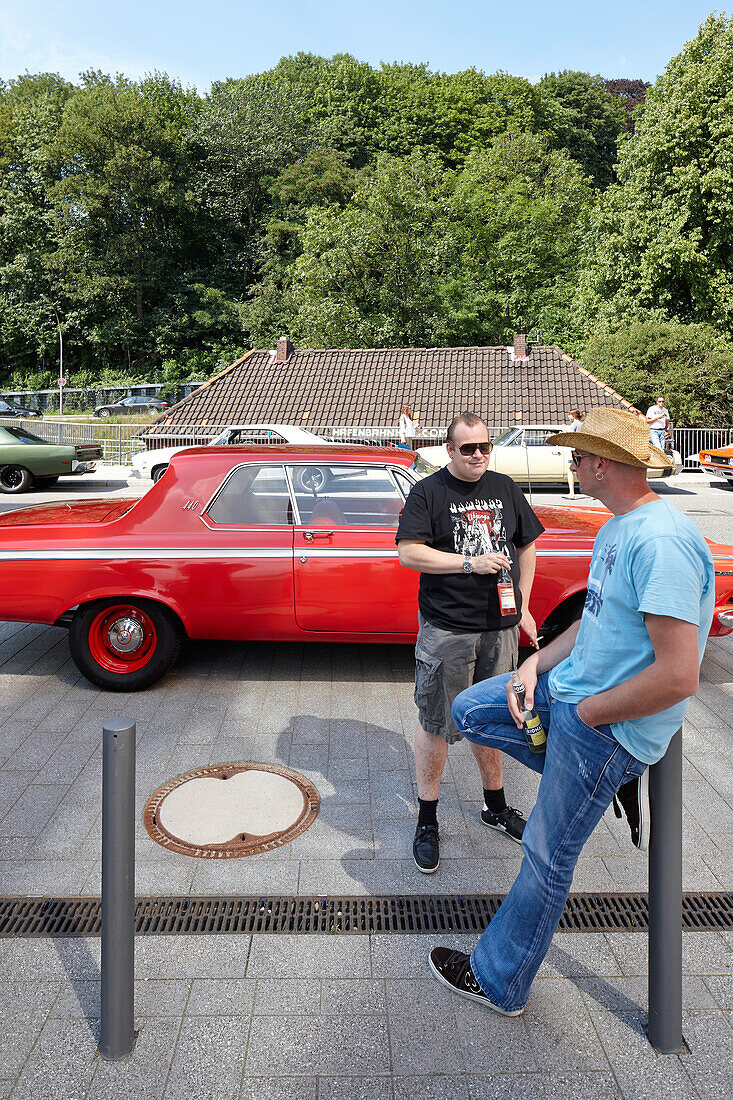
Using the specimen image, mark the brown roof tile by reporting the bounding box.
[145,343,636,436]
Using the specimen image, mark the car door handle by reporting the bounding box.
[303,530,334,540]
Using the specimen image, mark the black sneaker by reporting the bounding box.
[428,947,524,1016]
[481,804,525,844]
[613,770,650,851]
[413,823,440,873]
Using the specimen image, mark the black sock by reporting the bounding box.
[484,787,506,814]
[418,797,438,826]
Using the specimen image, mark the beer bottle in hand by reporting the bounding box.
[510,669,547,754]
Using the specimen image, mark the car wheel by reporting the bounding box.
[98,408,111,418]
[0,465,33,493]
[34,476,59,488]
[293,465,328,492]
[151,464,169,483]
[69,598,184,691]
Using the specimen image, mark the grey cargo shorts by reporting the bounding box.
[415,611,520,744]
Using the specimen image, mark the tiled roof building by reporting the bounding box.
[144,335,636,437]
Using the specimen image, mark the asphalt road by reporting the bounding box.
[0,469,731,543]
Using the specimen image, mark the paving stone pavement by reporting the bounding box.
[0,479,731,1096]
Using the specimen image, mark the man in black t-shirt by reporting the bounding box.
[397,412,545,873]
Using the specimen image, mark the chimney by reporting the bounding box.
[513,333,527,360]
[276,335,294,363]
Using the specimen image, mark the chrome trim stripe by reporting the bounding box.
[0,549,294,561]
[0,547,594,562]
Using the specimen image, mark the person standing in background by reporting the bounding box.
[645,396,672,450]
[562,409,584,500]
[398,404,417,450]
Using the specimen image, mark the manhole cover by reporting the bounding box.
[143,763,320,858]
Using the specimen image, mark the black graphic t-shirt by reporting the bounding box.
[396,467,544,632]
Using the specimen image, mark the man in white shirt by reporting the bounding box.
[645,396,671,450]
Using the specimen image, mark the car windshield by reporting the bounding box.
[492,429,518,445]
[1,426,44,444]
[409,454,437,479]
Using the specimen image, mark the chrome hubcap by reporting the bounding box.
[107,617,144,654]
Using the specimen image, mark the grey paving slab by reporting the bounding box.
[135,935,251,980]
[190,858,300,896]
[238,1079,318,1100]
[702,975,733,1010]
[163,1015,247,1100]
[187,978,255,1016]
[245,1015,391,1077]
[297,859,405,896]
[523,978,610,1071]
[320,978,386,1015]
[8,1016,100,1100]
[51,977,192,1019]
[466,1071,623,1099]
[320,1078,393,1100]
[679,1009,733,1098]
[394,1077,469,1100]
[589,1009,700,1099]
[246,935,371,980]
[454,1001,538,1073]
[389,1012,465,1075]
[86,1017,181,1100]
[0,981,60,1075]
[253,979,315,1016]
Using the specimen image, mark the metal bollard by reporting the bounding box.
[647,727,683,1053]
[99,719,136,1061]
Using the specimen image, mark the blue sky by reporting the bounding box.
[0,0,721,91]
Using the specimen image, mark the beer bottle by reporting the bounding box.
[510,669,547,754]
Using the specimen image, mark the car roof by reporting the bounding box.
[170,442,413,463]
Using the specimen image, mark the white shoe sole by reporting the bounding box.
[428,954,524,1015]
[413,854,440,874]
[637,768,650,852]
[481,816,524,846]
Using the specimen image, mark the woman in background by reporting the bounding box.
[398,404,417,450]
[562,409,584,499]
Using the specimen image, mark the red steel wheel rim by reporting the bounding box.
[87,604,158,674]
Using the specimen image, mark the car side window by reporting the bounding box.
[206,465,293,526]
[391,469,414,499]
[524,430,550,446]
[504,431,523,447]
[288,465,404,527]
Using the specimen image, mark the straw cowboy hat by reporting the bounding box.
[546,408,673,469]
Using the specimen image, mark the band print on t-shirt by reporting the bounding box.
[450,498,513,565]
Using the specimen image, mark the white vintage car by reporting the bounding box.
[417,425,683,483]
[130,424,330,483]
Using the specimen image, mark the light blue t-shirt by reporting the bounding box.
[548,499,715,765]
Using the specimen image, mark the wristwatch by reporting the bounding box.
[462,555,473,574]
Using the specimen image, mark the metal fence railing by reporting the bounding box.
[672,427,733,468]
[2,418,730,469]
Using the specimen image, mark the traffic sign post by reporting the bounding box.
[58,377,65,418]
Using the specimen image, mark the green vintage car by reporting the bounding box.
[0,425,102,493]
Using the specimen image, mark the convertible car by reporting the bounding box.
[418,425,683,482]
[0,443,730,691]
[699,445,733,484]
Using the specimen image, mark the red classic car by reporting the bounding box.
[699,444,733,484]
[0,443,732,691]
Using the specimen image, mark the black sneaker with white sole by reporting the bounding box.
[481,804,525,844]
[428,947,524,1015]
[613,769,650,851]
[413,823,440,873]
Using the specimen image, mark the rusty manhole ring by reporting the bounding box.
[143,762,320,858]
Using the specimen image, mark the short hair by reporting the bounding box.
[569,409,582,419]
[446,412,488,444]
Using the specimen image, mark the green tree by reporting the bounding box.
[579,14,733,335]
[539,71,627,187]
[580,321,733,426]
[442,132,593,346]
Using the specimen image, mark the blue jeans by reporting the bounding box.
[650,428,666,450]
[452,672,647,1012]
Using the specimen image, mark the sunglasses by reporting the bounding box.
[454,441,493,456]
[570,450,594,465]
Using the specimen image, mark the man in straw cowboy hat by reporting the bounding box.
[427,407,715,1017]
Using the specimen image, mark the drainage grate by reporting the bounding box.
[1,892,731,938]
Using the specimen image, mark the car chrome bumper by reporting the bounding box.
[69,461,97,475]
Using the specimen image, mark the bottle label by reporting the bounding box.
[497,580,517,615]
[523,712,547,748]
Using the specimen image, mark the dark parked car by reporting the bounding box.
[93,395,170,418]
[0,398,42,418]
